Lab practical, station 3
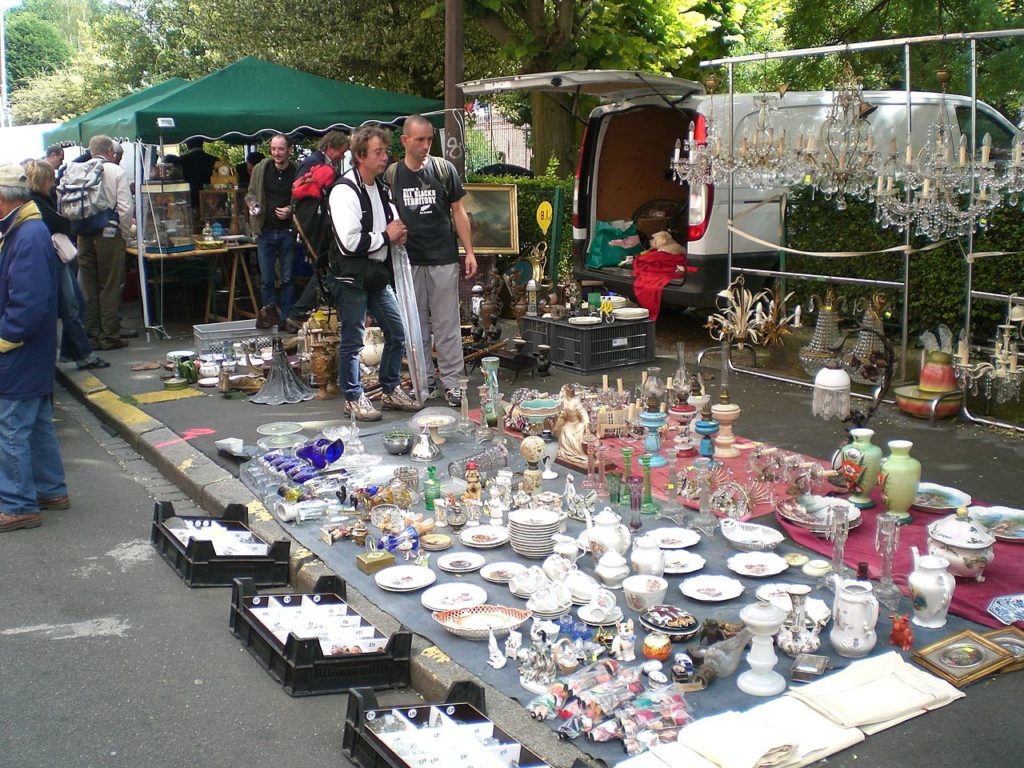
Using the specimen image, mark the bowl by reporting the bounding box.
[382,430,415,455]
[622,574,668,613]
[720,518,785,551]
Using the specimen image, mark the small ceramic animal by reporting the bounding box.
[889,613,914,650]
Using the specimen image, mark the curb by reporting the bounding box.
[56,366,601,768]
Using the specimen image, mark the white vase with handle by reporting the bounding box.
[908,547,955,628]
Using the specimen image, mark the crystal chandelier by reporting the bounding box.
[671,74,722,189]
[875,66,1003,241]
[733,87,794,190]
[803,63,879,210]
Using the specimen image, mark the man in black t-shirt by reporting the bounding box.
[388,115,477,408]
[249,134,297,316]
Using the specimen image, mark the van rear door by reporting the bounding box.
[459,70,703,103]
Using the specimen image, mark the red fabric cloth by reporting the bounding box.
[631,249,693,321]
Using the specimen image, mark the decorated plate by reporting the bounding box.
[480,561,527,584]
[460,525,510,549]
[420,583,488,612]
[679,575,744,602]
[646,527,701,549]
[375,565,437,592]
[968,505,1024,542]
[779,496,862,533]
[914,483,972,513]
[436,551,487,573]
[726,551,790,578]
[662,549,707,574]
[431,604,532,640]
[420,533,453,552]
[987,594,1024,625]
[639,605,701,639]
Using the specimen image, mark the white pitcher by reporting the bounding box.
[829,576,879,658]
[908,547,955,629]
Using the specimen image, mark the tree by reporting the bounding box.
[459,1,718,176]
[5,11,72,89]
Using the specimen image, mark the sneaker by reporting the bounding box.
[0,512,42,532]
[444,387,463,408]
[77,356,110,370]
[382,387,422,412]
[345,393,382,421]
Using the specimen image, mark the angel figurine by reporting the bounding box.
[487,628,507,669]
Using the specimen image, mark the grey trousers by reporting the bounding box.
[411,262,465,391]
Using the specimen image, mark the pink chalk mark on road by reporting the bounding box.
[154,427,217,450]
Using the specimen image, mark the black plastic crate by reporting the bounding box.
[519,316,550,355]
[548,318,655,373]
[343,683,566,768]
[149,501,290,588]
[231,576,412,696]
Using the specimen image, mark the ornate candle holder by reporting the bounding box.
[595,444,609,499]
[874,512,902,609]
[638,453,659,515]
[688,457,719,537]
[821,503,853,591]
[581,432,599,490]
[621,446,635,483]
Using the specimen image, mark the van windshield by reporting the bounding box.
[954,105,1016,151]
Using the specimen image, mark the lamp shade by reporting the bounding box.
[812,362,851,420]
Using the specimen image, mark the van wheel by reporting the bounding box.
[632,199,685,249]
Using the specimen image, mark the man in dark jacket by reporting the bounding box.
[0,164,68,532]
[249,134,297,316]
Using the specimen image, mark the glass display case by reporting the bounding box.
[142,181,195,253]
[198,189,248,236]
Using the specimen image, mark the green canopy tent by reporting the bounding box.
[45,57,442,145]
[45,77,189,147]
[44,57,443,334]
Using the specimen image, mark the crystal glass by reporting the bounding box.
[606,471,622,506]
[455,375,474,434]
[821,504,853,590]
[688,457,718,536]
[874,512,902,609]
[627,476,644,531]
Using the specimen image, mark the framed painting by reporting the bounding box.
[981,626,1024,674]
[912,629,1014,687]
[460,184,519,255]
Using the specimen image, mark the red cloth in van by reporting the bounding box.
[631,249,695,321]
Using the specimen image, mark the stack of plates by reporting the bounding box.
[612,307,649,320]
[508,508,561,559]
[459,525,510,549]
[480,562,527,584]
[778,496,862,535]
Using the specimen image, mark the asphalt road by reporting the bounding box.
[0,390,416,768]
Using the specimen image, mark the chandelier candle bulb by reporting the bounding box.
[982,134,992,166]
[906,140,914,165]
[602,374,609,391]
[959,136,968,166]
[617,378,624,395]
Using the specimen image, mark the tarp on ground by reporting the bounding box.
[44,57,443,145]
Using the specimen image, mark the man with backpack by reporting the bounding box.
[386,115,477,409]
[60,135,134,351]
[284,131,350,332]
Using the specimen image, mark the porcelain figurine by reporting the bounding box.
[611,619,637,662]
[462,461,483,503]
[829,576,880,658]
[926,507,995,581]
[505,629,523,659]
[908,547,955,628]
[487,628,507,669]
[889,613,914,650]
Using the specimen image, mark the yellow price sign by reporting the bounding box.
[535,201,553,235]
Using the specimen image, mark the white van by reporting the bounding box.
[460,70,1018,309]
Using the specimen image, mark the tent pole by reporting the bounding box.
[135,142,160,340]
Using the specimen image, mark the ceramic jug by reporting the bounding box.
[829,576,880,658]
[879,439,921,523]
[585,506,631,558]
[908,547,955,628]
[839,428,883,509]
[629,535,665,577]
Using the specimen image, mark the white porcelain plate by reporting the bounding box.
[480,561,527,584]
[420,583,488,612]
[679,575,744,602]
[436,551,487,573]
[375,565,437,592]
[647,527,701,549]
[726,551,790,578]
[662,549,707,574]
[460,525,510,549]
[567,316,601,325]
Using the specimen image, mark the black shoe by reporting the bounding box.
[77,357,110,370]
[119,328,140,338]
[444,387,463,408]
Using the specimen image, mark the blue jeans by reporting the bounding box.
[57,261,94,363]
[0,395,67,515]
[333,280,406,400]
[257,228,296,316]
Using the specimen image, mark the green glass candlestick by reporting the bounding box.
[639,453,660,515]
[621,446,635,483]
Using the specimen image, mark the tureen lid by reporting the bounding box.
[928,506,995,549]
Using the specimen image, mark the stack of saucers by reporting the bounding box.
[508,508,561,559]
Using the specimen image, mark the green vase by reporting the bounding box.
[880,439,921,524]
[842,428,883,509]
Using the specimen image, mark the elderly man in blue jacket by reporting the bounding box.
[0,163,67,532]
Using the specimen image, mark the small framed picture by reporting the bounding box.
[912,629,1014,687]
[981,626,1024,674]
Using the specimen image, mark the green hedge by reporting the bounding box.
[785,190,1024,341]
[467,173,575,278]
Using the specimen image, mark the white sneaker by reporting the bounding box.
[345,393,382,421]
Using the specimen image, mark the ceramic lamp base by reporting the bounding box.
[737,668,787,697]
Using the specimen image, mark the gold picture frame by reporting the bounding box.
[460,184,519,255]
[912,629,1014,687]
[981,626,1024,674]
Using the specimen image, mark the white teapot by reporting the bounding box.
[585,506,631,559]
